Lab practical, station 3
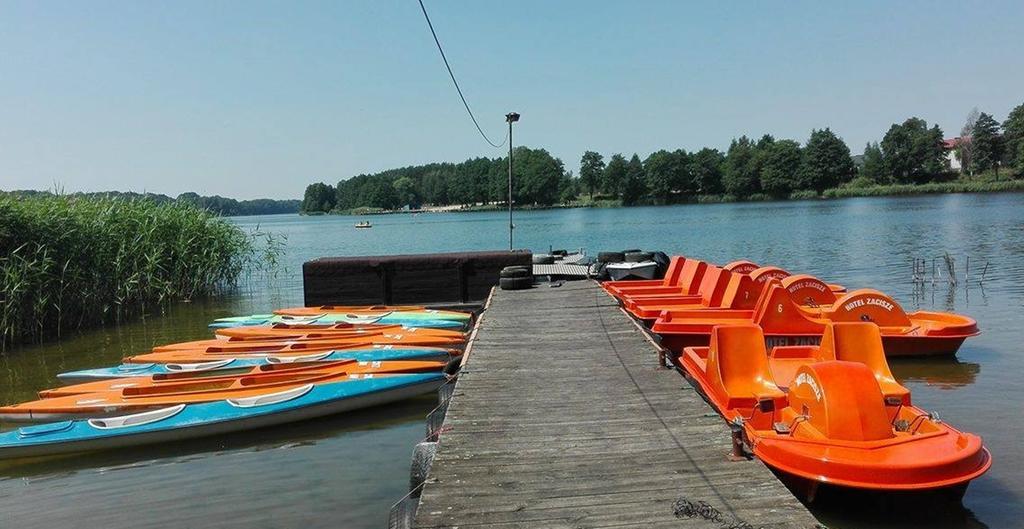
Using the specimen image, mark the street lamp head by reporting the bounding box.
[505,112,520,123]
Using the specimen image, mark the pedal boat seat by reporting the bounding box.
[705,325,786,412]
[820,322,911,406]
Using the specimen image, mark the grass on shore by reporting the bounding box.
[0,194,280,348]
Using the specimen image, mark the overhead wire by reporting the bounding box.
[417,0,508,148]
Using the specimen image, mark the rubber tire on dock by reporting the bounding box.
[499,277,533,290]
[532,254,555,264]
[500,266,531,279]
[624,251,654,262]
[410,441,438,494]
[597,251,625,263]
[443,356,462,375]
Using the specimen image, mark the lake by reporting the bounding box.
[2,193,1023,528]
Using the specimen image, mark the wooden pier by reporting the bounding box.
[413,280,820,528]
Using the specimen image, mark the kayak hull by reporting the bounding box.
[0,374,444,460]
[57,348,456,384]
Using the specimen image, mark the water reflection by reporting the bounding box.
[1,194,1023,529]
[0,395,434,481]
[890,357,981,389]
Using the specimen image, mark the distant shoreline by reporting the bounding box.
[302,179,1024,216]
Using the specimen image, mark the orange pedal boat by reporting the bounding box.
[621,265,794,321]
[678,323,991,496]
[652,276,978,356]
[0,360,445,422]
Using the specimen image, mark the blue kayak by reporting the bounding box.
[56,347,457,384]
[209,313,467,330]
[0,372,445,460]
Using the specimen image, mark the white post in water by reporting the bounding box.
[506,112,519,251]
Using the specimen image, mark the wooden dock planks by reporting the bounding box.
[413,280,820,528]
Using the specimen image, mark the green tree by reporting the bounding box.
[559,171,579,204]
[602,154,628,197]
[393,176,418,208]
[880,118,946,183]
[800,128,855,192]
[860,142,887,183]
[621,154,648,205]
[723,136,759,197]
[1003,103,1024,174]
[689,148,725,195]
[972,112,1004,175]
[579,151,605,199]
[301,182,335,213]
[759,140,803,197]
[513,147,565,205]
[643,149,679,203]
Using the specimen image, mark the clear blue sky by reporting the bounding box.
[2,1,1021,199]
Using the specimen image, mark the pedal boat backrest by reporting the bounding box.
[661,256,688,287]
[780,274,838,308]
[788,361,894,442]
[706,325,786,412]
[819,322,911,406]
[720,266,791,310]
[752,282,825,335]
[696,266,734,307]
[722,260,759,275]
[822,289,913,328]
[677,259,710,295]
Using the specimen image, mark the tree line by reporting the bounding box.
[303,102,1024,212]
[301,147,575,213]
[3,190,300,217]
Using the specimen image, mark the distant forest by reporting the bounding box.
[3,190,299,217]
[303,102,1024,213]
[301,146,572,213]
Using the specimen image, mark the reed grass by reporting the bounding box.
[821,179,1024,199]
[0,193,280,348]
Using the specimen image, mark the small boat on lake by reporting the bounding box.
[209,308,471,330]
[678,323,990,498]
[0,372,445,459]
[56,347,458,383]
[1,359,446,422]
[151,329,465,353]
[213,322,465,342]
[355,221,372,228]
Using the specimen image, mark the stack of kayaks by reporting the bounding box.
[0,305,472,460]
[602,255,990,499]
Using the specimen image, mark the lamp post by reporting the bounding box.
[505,112,519,251]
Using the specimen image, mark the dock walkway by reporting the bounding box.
[413,280,819,528]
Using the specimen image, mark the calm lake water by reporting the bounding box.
[2,193,1023,528]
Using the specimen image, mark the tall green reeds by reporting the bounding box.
[0,193,278,347]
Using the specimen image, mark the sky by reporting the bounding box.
[1,1,1022,200]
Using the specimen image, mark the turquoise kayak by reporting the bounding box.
[0,372,445,460]
[209,313,467,330]
[56,347,457,384]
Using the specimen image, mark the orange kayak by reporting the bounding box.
[37,359,446,399]
[214,323,466,342]
[127,343,462,365]
[678,323,990,495]
[153,329,465,353]
[0,361,444,422]
[652,278,978,356]
[273,305,471,321]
